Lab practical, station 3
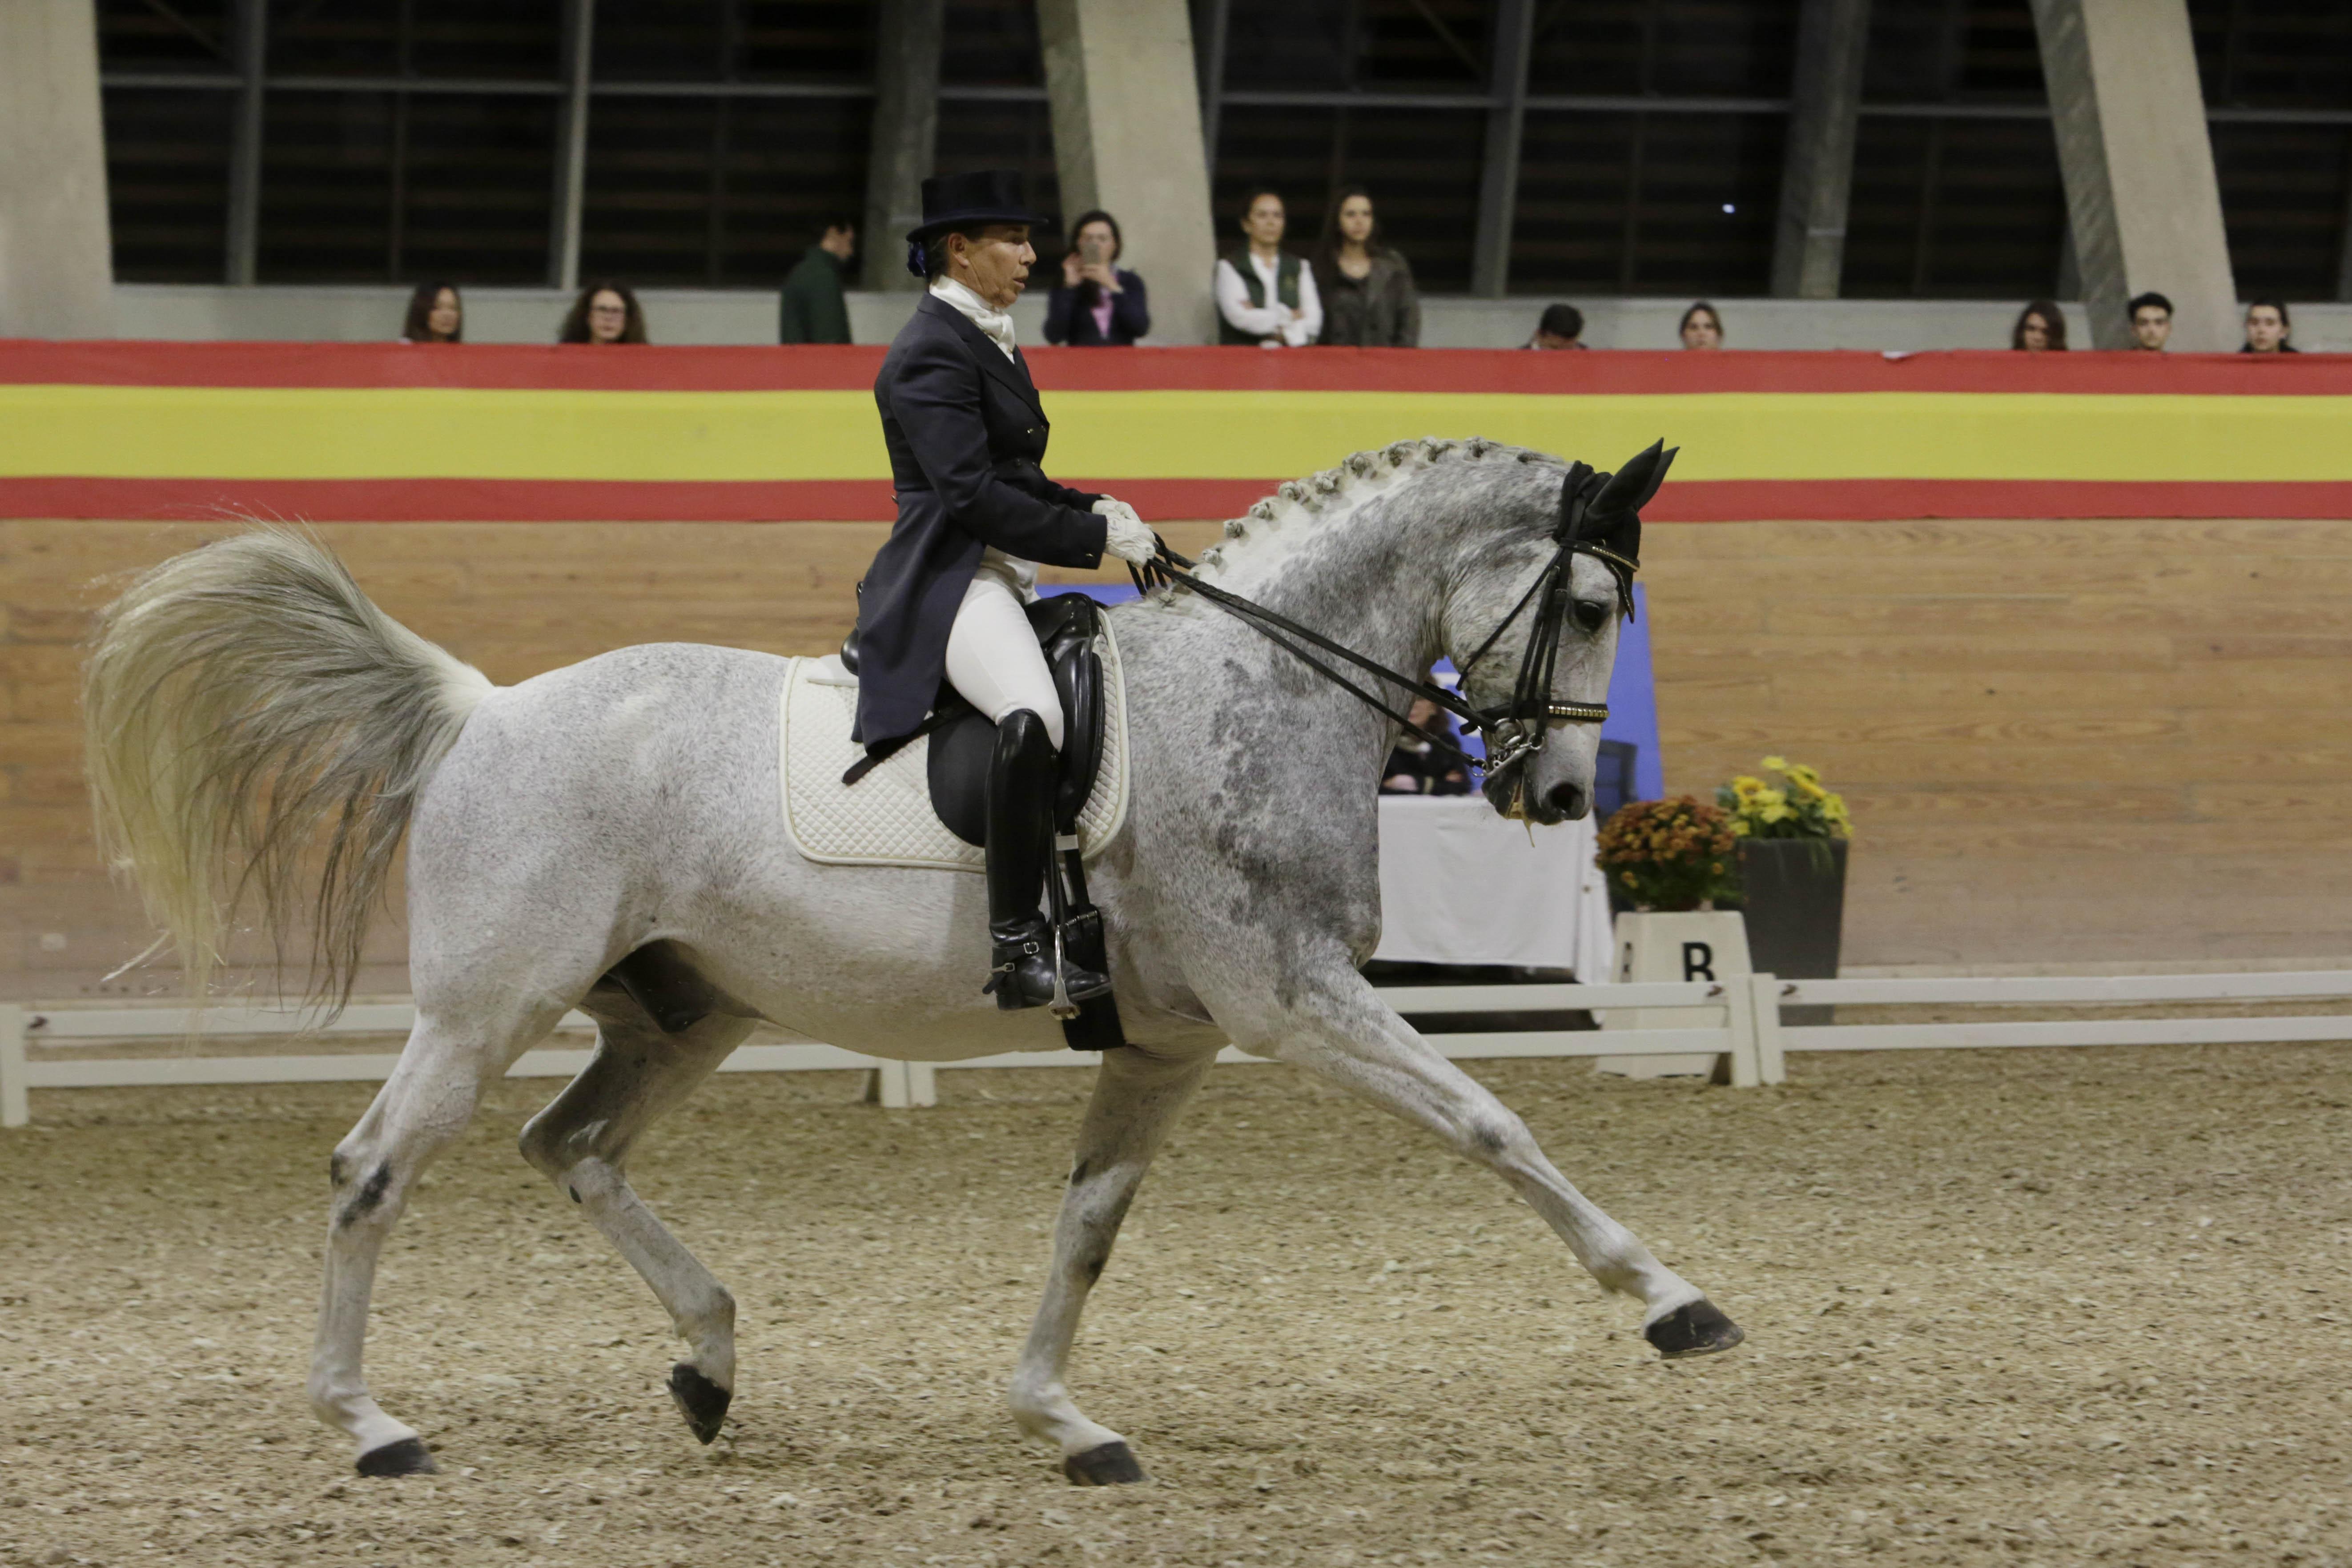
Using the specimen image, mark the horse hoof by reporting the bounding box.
[355,1436,437,1478]
[1645,1299,1745,1360]
[668,1363,732,1444]
[1062,1440,1148,1486]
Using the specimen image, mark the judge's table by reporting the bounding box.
[1369,794,1613,981]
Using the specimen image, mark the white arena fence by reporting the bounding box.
[5,969,2352,1127]
[0,981,1749,1126]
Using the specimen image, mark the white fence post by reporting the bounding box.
[1749,974,1787,1085]
[0,1005,28,1128]
[1722,979,1762,1089]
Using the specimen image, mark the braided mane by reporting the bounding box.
[1191,435,1562,579]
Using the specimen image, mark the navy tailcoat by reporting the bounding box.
[852,293,1106,747]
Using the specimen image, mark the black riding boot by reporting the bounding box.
[983,709,1112,1011]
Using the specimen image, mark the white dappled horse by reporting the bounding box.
[83,436,1741,1484]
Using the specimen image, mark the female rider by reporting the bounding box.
[850,170,1162,1010]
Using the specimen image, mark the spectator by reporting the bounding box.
[560,281,648,344]
[1044,209,1150,346]
[1679,301,1724,350]
[1215,188,1321,348]
[2011,300,2067,352]
[2128,291,2172,351]
[1312,187,1419,347]
[1528,302,1587,350]
[779,217,856,344]
[401,281,462,343]
[2241,299,2298,353]
[1381,696,1471,796]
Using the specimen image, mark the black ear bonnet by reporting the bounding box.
[1557,438,1676,620]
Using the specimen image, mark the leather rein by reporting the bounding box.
[1125,451,1664,782]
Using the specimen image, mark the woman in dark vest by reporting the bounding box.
[1214,188,1322,348]
[854,170,1162,1009]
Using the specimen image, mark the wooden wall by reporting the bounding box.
[1646,517,2352,968]
[5,514,2347,1000]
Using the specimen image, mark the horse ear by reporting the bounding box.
[1580,440,1676,568]
[1592,439,1675,519]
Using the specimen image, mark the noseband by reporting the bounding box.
[1127,441,1676,782]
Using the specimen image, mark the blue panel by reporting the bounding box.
[1045,581,1661,801]
[1608,585,1664,800]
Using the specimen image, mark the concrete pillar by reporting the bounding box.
[0,0,116,337]
[225,0,266,285]
[2335,193,2352,304]
[1470,0,1536,299]
[547,0,593,292]
[2029,0,2238,351]
[1770,0,1870,299]
[1038,0,1219,344]
[861,0,945,293]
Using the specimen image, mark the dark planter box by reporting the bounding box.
[1729,836,1848,1025]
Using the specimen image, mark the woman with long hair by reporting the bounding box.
[1043,209,1150,346]
[1311,187,1419,348]
[559,281,649,344]
[401,282,462,343]
[2011,300,2067,352]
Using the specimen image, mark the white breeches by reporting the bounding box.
[945,554,1063,751]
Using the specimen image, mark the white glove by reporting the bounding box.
[1094,497,1158,565]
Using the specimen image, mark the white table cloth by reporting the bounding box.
[1371,795,1615,978]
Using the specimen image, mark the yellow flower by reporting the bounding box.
[1755,787,1786,809]
[1786,762,1821,785]
[1761,802,1793,824]
[1791,775,1827,800]
[1729,774,1767,800]
[1761,755,1789,772]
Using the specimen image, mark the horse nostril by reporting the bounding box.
[1544,781,1588,820]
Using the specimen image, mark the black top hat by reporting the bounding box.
[906,170,1049,245]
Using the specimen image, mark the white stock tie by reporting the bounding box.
[929,277,1019,361]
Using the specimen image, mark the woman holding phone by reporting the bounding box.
[1043,209,1150,346]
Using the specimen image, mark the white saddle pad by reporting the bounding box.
[779,617,1131,872]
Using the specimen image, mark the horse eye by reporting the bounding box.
[1573,599,1609,634]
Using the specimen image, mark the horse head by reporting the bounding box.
[1447,440,1674,825]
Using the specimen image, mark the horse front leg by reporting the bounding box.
[1242,967,1744,1358]
[1009,1043,1215,1485]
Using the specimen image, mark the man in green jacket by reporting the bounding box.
[779,217,857,343]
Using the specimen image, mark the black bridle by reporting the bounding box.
[1126,441,1677,788]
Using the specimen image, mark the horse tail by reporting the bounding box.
[83,526,495,1013]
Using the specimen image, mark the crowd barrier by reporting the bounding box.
[5,342,2351,526]
[8,970,2351,1125]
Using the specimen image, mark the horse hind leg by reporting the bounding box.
[518,961,753,1447]
[311,998,569,1476]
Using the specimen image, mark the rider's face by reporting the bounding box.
[950,225,1035,310]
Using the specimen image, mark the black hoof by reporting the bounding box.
[354,1436,437,1477]
[668,1362,731,1444]
[1062,1440,1148,1486]
[1645,1298,1746,1360]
